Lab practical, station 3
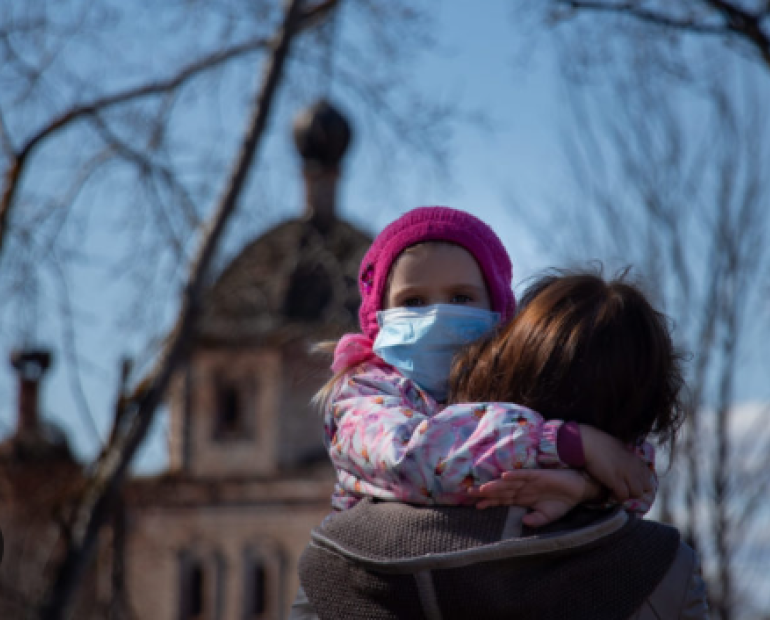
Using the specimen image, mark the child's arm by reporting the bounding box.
[468,430,657,521]
[579,424,657,512]
[326,365,566,505]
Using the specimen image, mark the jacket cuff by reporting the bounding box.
[536,420,563,467]
[557,421,586,467]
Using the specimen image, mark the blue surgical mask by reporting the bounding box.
[372,304,500,402]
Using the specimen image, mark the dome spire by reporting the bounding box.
[293,99,352,230]
[10,348,52,436]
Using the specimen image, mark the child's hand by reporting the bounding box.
[468,469,598,527]
[579,424,653,502]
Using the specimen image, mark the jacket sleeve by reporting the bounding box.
[325,364,564,505]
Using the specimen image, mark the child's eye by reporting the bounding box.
[450,294,473,304]
[402,297,424,307]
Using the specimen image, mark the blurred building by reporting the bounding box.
[0,350,100,618]
[0,100,371,619]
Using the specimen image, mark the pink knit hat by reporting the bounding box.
[358,206,516,340]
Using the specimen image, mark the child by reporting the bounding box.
[321,206,653,517]
[297,271,698,620]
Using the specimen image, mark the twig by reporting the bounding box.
[556,0,770,68]
[0,36,270,266]
[37,1,308,617]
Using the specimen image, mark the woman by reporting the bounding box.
[296,271,709,620]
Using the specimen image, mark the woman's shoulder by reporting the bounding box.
[632,540,709,619]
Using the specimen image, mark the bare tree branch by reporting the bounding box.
[298,0,340,30]
[0,0,344,275]
[50,253,104,446]
[0,36,270,267]
[557,1,726,34]
[703,0,770,67]
[530,33,770,614]
[554,0,770,69]
[0,105,14,157]
[38,1,309,617]
[87,114,191,261]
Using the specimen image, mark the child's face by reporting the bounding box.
[385,243,491,310]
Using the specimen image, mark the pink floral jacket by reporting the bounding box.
[325,361,656,513]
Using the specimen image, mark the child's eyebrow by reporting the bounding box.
[389,285,425,297]
[451,284,486,291]
[447,284,488,295]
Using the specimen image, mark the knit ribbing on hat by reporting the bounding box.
[358,206,515,340]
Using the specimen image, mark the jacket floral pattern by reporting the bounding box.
[325,361,656,513]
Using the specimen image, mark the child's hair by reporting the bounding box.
[313,207,516,409]
[449,270,686,448]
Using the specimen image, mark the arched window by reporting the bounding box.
[190,563,204,617]
[242,545,284,619]
[213,375,254,441]
[178,550,223,620]
[179,553,205,620]
[217,383,241,434]
[250,560,266,616]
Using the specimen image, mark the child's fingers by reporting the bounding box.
[645,472,655,492]
[468,481,526,508]
[611,481,630,502]
[626,460,653,498]
[627,475,645,500]
[473,480,525,495]
[500,470,536,482]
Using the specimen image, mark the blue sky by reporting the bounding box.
[0,2,562,469]
[1,1,768,477]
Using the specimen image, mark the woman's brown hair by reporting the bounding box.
[449,270,686,448]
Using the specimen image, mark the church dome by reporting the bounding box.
[197,100,370,346]
[197,217,370,346]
